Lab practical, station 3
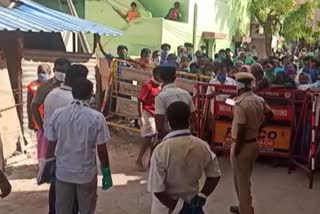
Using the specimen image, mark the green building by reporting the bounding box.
[34,0,251,56]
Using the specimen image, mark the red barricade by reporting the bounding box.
[194,83,319,188]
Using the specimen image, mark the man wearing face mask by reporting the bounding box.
[152,50,161,66]
[230,72,273,214]
[160,43,171,64]
[177,45,187,63]
[207,62,236,101]
[31,58,71,214]
[27,64,51,132]
[31,58,71,131]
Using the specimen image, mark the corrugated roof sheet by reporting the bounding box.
[0,0,124,36]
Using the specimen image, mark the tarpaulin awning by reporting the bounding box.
[0,0,124,36]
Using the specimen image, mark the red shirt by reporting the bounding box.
[27,80,44,129]
[139,79,161,116]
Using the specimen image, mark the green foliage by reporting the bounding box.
[282,1,317,43]
[250,0,295,24]
[250,0,320,44]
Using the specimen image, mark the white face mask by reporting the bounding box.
[154,56,161,66]
[236,81,246,91]
[54,71,66,82]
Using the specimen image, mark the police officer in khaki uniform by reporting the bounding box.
[230,72,273,214]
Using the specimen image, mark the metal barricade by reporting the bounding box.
[102,59,210,131]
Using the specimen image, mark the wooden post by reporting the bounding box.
[0,32,24,130]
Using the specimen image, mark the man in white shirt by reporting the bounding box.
[148,101,221,214]
[44,64,89,130]
[207,62,236,100]
[155,65,195,139]
[45,79,112,214]
[43,64,89,214]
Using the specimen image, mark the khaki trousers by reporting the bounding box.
[230,143,259,214]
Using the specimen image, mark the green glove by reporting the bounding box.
[101,167,113,190]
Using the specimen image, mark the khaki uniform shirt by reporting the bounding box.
[231,91,266,141]
[148,129,221,214]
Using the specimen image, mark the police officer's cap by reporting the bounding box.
[234,72,255,81]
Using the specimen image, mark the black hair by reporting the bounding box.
[161,43,171,50]
[152,50,160,58]
[303,56,313,63]
[184,42,194,48]
[219,49,226,53]
[54,58,71,68]
[167,101,190,130]
[261,59,271,67]
[141,48,151,57]
[310,57,320,66]
[54,58,71,73]
[72,78,93,100]
[131,2,137,7]
[174,1,180,6]
[213,62,227,73]
[65,64,89,87]
[214,53,219,59]
[152,67,161,81]
[117,45,128,53]
[189,62,199,69]
[253,56,259,61]
[167,53,177,62]
[226,48,231,52]
[158,65,176,83]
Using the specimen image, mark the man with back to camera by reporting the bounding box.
[148,101,221,214]
[154,65,195,139]
[43,64,89,214]
[31,58,72,214]
[45,78,113,214]
[230,72,273,214]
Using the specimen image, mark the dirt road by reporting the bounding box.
[0,130,319,214]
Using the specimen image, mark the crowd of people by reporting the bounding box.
[97,36,320,92]
[1,38,319,214]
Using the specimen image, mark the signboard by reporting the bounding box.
[115,97,139,118]
[213,121,292,152]
[213,102,294,121]
[119,82,141,97]
[214,101,233,117]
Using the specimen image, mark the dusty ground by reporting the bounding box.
[0,129,319,214]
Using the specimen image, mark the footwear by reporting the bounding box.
[230,206,240,214]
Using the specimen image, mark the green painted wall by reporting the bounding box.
[35,0,251,56]
[139,0,189,23]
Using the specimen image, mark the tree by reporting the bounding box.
[250,0,319,56]
[250,0,295,56]
[282,1,320,45]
